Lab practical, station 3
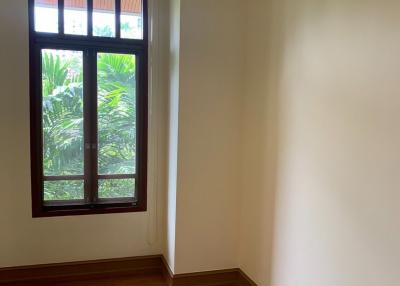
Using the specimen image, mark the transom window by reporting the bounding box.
[29,0,148,217]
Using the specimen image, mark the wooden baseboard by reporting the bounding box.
[0,255,257,286]
[237,269,258,286]
[161,256,256,286]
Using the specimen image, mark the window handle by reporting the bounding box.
[85,143,97,150]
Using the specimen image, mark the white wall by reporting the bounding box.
[239,0,278,284]
[239,0,400,285]
[165,0,180,274]
[0,0,168,268]
[169,0,245,274]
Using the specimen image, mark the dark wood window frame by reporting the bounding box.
[29,0,148,217]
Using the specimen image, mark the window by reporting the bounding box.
[29,0,148,217]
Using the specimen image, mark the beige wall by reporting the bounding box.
[0,0,167,268]
[171,0,244,274]
[239,0,279,284]
[240,0,400,285]
[165,0,179,273]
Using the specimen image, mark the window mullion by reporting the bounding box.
[88,0,93,37]
[90,49,99,204]
[116,0,121,38]
[83,49,92,204]
[58,0,64,35]
[84,49,99,205]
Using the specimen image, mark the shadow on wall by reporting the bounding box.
[239,0,287,285]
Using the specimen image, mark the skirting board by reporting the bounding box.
[0,255,257,286]
[160,256,256,286]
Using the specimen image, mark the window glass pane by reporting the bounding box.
[42,49,84,176]
[34,0,58,33]
[121,0,143,39]
[93,0,116,37]
[97,53,136,175]
[64,0,88,35]
[99,179,136,199]
[44,180,84,201]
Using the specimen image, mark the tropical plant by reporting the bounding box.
[42,51,84,177]
[42,50,136,201]
[97,53,136,175]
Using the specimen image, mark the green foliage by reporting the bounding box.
[94,26,114,37]
[97,53,136,175]
[94,23,132,37]
[42,50,136,201]
[44,181,84,201]
[98,179,136,199]
[42,51,84,178]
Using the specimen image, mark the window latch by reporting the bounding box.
[85,143,97,150]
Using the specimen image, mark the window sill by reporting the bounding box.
[32,202,147,218]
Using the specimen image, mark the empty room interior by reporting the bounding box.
[1,0,399,285]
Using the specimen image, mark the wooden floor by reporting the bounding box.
[51,274,167,286]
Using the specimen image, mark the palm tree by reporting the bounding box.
[42,50,136,200]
